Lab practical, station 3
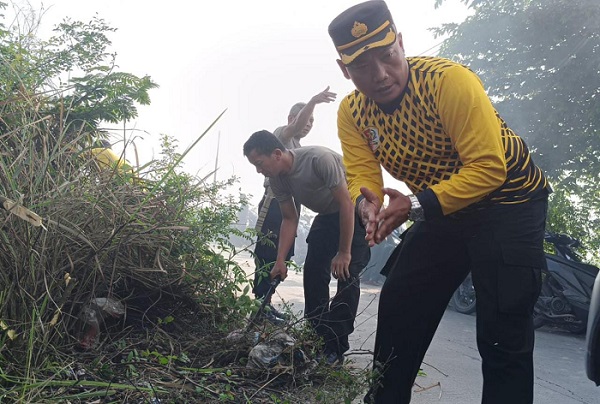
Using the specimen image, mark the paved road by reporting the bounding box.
[234,252,598,403]
[263,266,599,403]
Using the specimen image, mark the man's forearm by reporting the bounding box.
[338,201,354,254]
[276,218,298,263]
[284,102,316,137]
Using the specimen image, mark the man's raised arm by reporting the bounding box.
[279,86,337,143]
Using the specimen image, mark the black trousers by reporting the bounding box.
[304,212,370,355]
[253,198,293,300]
[369,196,547,404]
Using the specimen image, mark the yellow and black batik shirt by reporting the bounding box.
[337,56,548,218]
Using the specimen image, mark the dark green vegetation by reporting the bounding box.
[435,0,600,262]
[0,3,367,403]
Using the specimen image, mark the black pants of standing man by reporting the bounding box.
[304,211,371,356]
[369,195,548,404]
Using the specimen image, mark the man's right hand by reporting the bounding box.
[270,260,288,281]
[375,188,411,242]
[310,86,337,105]
[359,187,382,247]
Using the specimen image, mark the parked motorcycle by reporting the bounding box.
[451,231,599,334]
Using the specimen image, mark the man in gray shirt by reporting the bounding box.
[253,87,336,322]
[244,130,370,366]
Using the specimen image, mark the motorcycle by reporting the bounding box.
[451,231,599,334]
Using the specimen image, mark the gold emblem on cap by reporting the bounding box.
[351,21,368,38]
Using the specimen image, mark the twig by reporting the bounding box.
[413,381,441,393]
[346,349,374,356]
[247,372,285,401]
[422,361,449,377]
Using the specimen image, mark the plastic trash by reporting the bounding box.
[91,297,126,317]
[247,331,296,369]
[79,297,126,349]
[226,329,260,346]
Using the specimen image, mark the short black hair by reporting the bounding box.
[243,130,287,157]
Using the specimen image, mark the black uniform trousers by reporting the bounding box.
[370,196,547,404]
[304,211,371,355]
[253,198,293,300]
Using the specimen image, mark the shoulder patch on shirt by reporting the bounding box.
[362,127,380,152]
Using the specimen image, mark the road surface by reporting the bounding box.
[235,252,598,403]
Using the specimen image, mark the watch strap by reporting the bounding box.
[408,194,425,221]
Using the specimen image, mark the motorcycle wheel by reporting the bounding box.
[532,284,587,334]
[452,274,477,314]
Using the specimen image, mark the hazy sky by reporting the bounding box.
[7,0,469,207]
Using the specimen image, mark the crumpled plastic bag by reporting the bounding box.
[247,331,296,369]
[91,297,126,317]
[225,329,260,346]
[79,297,126,349]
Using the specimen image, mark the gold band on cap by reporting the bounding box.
[340,28,396,65]
[336,20,391,51]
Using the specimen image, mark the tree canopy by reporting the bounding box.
[434,0,599,178]
[0,3,158,141]
[433,0,600,261]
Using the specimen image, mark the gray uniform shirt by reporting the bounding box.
[270,146,346,215]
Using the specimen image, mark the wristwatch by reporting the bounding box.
[408,194,425,221]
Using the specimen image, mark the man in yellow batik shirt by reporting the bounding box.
[328,1,550,403]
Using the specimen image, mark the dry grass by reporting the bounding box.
[0,9,368,396]
[0,98,367,402]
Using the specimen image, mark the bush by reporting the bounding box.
[0,2,257,398]
[0,4,368,402]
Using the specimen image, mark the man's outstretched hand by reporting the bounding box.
[310,86,337,105]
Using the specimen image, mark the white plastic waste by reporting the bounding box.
[247,331,296,369]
